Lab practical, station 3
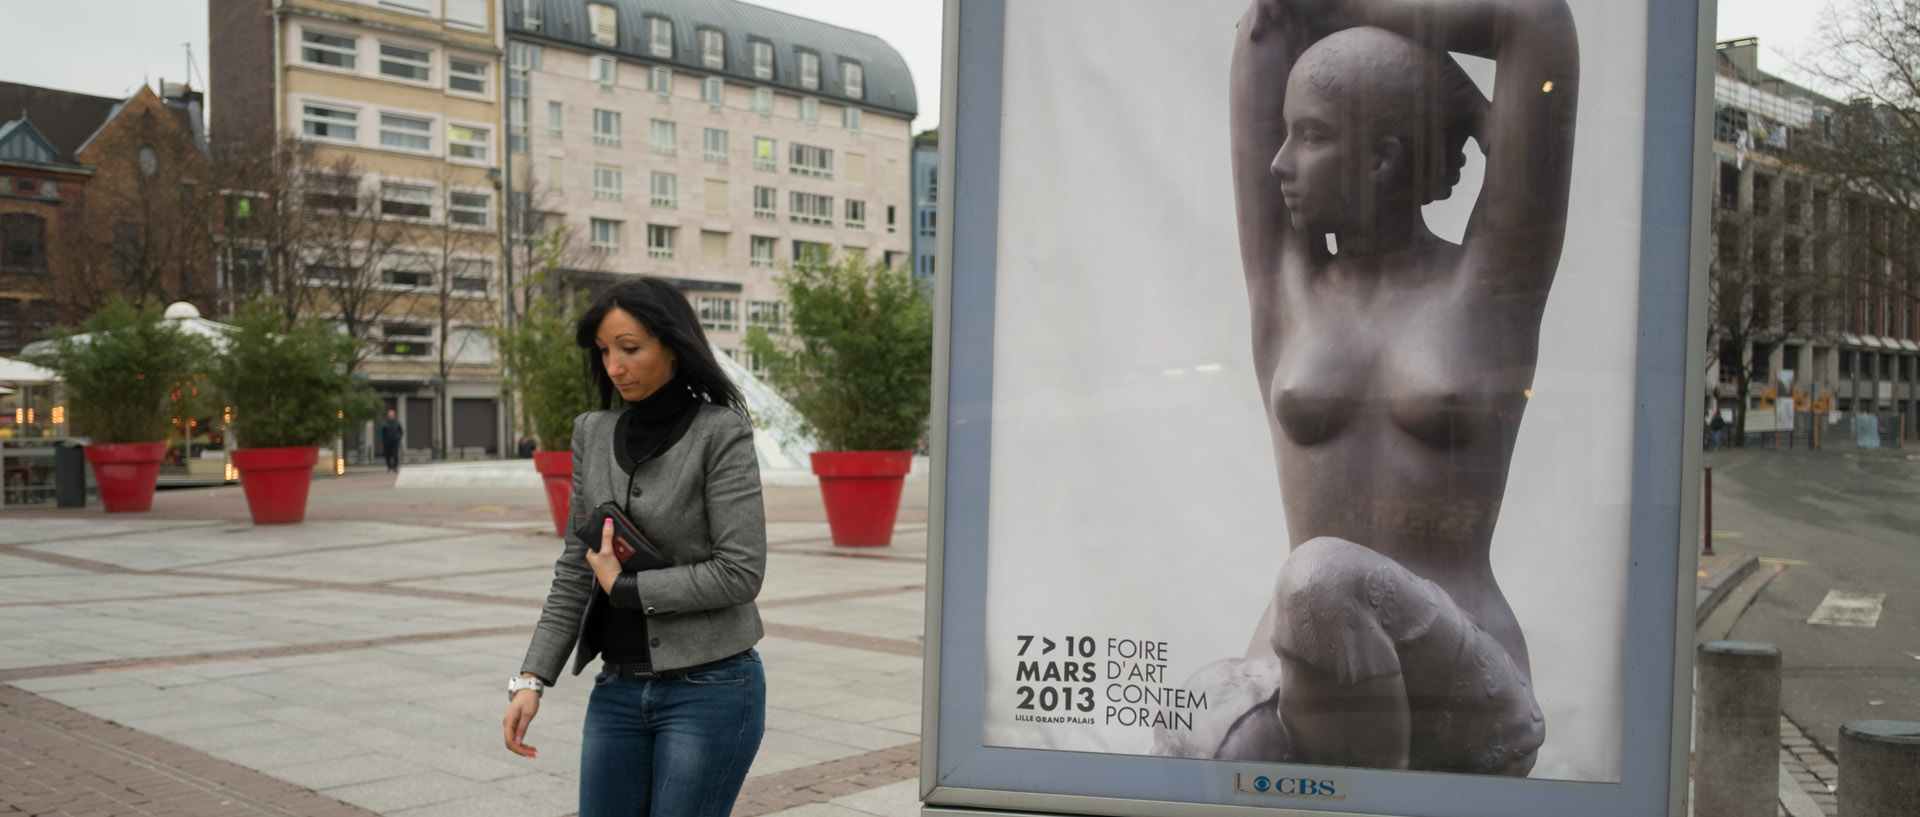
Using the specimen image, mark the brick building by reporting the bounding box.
[0,81,212,355]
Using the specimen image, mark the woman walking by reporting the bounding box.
[502,277,768,815]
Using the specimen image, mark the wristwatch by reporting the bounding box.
[507,676,545,700]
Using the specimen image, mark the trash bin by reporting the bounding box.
[55,441,85,508]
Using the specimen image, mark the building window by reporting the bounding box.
[747,299,783,331]
[452,259,490,294]
[382,324,433,357]
[508,98,529,153]
[303,174,360,211]
[301,103,359,142]
[701,29,725,69]
[751,40,773,80]
[521,0,542,28]
[753,185,776,220]
[750,236,776,268]
[751,88,773,118]
[841,61,863,99]
[792,239,829,263]
[0,214,48,273]
[301,30,357,69]
[843,106,862,134]
[650,172,677,208]
[594,165,622,200]
[845,199,866,230]
[703,77,724,110]
[379,113,433,153]
[589,3,618,46]
[448,124,489,161]
[754,137,776,171]
[446,0,486,30]
[450,192,489,227]
[547,101,564,138]
[508,41,540,95]
[648,224,677,259]
[704,128,728,164]
[590,218,621,252]
[789,192,832,226]
[886,204,897,233]
[649,67,671,99]
[547,156,564,192]
[449,57,488,94]
[650,120,677,156]
[380,182,434,218]
[648,17,673,58]
[593,109,621,146]
[379,42,432,83]
[698,296,737,330]
[799,51,819,89]
[383,261,432,288]
[798,97,819,127]
[591,56,617,91]
[788,143,832,178]
[701,230,728,264]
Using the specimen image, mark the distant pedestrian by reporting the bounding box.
[517,437,538,458]
[1709,411,1726,451]
[379,410,404,473]
[503,277,767,817]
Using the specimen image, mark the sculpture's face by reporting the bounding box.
[595,307,677,403]
[1274,76,1372,235]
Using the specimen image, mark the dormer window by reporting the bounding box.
[751,40,773,80]
[588,3,617,46]
[649,18,673,59]
[841,61,863,99]
[798,51,819,90]
[701,29,724,70]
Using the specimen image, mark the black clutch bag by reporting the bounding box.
[575,501,675,571]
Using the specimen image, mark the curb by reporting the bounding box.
[1695,554,1759,622]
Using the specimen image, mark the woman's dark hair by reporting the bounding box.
[574,276,746,412]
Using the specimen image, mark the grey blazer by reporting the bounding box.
[519,403,766,684]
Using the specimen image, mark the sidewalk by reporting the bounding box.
[0,469,930,817]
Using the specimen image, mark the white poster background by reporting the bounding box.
[981,0,1647,783]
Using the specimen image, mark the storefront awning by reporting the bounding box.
[1842,333,1863,346]
[1859,335,1884,348]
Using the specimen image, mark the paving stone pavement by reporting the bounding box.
[1,469,927,817]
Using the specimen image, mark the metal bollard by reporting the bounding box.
[1837,720,1920,817]
[1693,641,1781,817]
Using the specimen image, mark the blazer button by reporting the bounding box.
[649,638,661,648]
[645,607,657,615]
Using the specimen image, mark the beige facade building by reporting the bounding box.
[211,0,509,460]
[504,0,917,368]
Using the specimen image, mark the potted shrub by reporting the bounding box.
[206,303,378,524]
[24,297,212,512]
[747,250,933,546]
[492,232,597,535]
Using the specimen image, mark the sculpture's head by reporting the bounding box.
[1274,27,1484,235]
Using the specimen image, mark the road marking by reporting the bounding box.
[1760,556,1812,567]
[1807,590,1885,628]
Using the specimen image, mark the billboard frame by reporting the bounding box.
[920,0,1717,813]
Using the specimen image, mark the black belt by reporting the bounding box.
[603,651,747,680]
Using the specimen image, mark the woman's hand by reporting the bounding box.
[502,687,540,758]
[584,518,621,595]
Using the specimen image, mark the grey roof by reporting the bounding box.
[511,0,915,119]
[0,82,121,163]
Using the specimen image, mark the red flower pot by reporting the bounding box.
[229,446,320,525]
[533,450,574,537]
[84,442,168,513]
[810,451,913,547]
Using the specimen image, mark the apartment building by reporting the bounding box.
[503,0,917,367]
[912,128,936,282]
[1711,39,1920,439]
[210,0,509,460]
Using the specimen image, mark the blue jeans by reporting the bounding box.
[579,650,766,817]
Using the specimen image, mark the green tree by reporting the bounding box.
[25,297,212,444]
[205,301,380,448]
[490,229,596,451]
[745,250,933,451]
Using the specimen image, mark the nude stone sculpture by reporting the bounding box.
[1153,0,1580,773]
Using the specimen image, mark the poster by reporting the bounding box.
[976,0,1650,785]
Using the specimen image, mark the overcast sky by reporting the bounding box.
[0,1,1852,133]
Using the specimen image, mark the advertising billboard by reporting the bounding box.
[923,0,1711,814]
